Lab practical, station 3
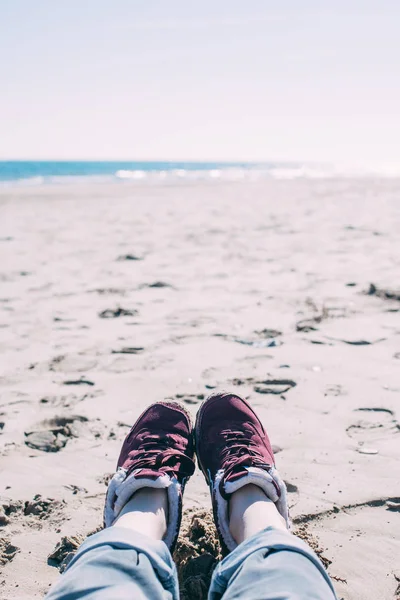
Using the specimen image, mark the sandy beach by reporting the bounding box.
[1,178,399,599]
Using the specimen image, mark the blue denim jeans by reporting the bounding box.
[46,526,337,600]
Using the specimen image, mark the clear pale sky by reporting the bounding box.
[1,1,399,166]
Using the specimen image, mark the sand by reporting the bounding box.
[0,178,399,599]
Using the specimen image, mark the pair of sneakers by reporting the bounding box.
[104,392,290,554]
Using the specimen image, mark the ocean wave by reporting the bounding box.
[115,169,147,180]
[0,175,45,187]
[2,163,400,187]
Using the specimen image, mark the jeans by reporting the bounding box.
[46,526,337,600]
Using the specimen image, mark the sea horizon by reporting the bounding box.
[0,159,399,186]
[0,159,293,186]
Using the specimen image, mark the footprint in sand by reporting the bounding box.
[49,354,98,373]
[2,495,64,524]
[296,498,400,598]
[346,408,400,452]
[1,496,66,534]
[324,384,346,397]
[0,538,19,566]
[24,415,90,452]
[104,349,145,373]
[253,379,297,395]
[230,377,297,395]
[39,392,98,408]
[166,393,205,406]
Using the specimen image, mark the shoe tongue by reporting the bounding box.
[130,461,194,482]
[130,468,165,480]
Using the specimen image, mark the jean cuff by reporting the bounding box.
[65,526,177,592]
[212,526,336,597]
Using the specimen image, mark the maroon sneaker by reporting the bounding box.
[195,392,290,554]
[104,401,195,550]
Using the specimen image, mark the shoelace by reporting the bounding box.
[131,433,195,478]
[219,429,271,476]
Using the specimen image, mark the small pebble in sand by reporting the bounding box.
[117,254,143,261]
[111,347,144,354]
[146,281,172,288]
[99,307,138,319]
[62,379,94,386]
[386,501,400,511]
[254,379,296,395]
[254,328,282,338]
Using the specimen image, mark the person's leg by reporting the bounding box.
[46,402,195,600]
[46,488,176,600]
[115,487,168,539]
[209,483,337,600]
[194,392,337,600]
[229,483,287,543]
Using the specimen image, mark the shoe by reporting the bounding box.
[195,392,290,554]
[104,401,195,550]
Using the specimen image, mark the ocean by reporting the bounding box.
[0,160,345,186]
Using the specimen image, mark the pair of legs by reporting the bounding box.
[47,393,337,600]
[116,483,286,546]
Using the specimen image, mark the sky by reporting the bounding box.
[1,0,400,166]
